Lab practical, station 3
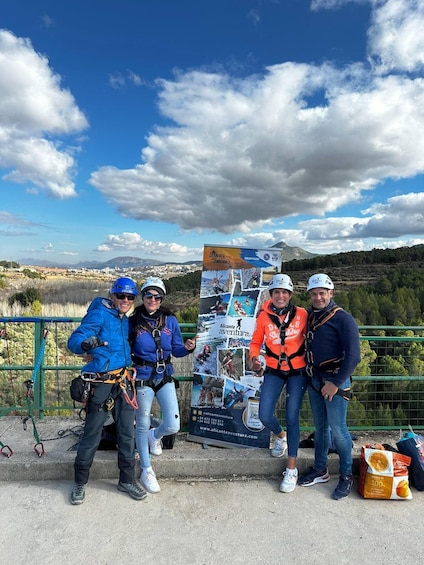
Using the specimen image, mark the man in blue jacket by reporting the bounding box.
[67,277,146,505]
[299,273,361,500]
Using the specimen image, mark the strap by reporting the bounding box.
[307,305,342,334]
[137,373,178,394]
[131,354,171,367]
[266,306,303,372]
[133,315,168,374]
[265,366,305,379]
[306,305,343,373]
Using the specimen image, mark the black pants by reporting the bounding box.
[74,382,136,485]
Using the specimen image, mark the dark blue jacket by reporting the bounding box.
[308,300,361,388]
[67,297,131,373]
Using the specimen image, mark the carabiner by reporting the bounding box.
[306,365,314,377]
[0,442,13,458]
[155,362,166,374]
[155,347,166,374]
[34,442,45,457]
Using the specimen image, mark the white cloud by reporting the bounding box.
[108,73,126,89]
[0,29,88,198]
[368,0,424,73]
[90,58,424,233]
[95,231,202,258]
[108,70,143,89]
[311,0,368,10]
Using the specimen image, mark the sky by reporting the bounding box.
[1,0,424,266]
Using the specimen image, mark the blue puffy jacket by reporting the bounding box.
[67,297,131,373]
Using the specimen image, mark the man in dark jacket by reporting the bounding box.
[67,277,146,505]
[299,273,361,500]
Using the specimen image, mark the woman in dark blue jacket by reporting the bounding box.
[129,277,196,494]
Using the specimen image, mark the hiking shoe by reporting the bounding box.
[117,481,147,501]
[271,436,287,458]
[148,428,162,456]
[279,468,298,493]
[70,483,86,505]
[332,475,353,500]
[140,468,161,494]
[298,467,330,487]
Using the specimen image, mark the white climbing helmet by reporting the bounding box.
[141,276,166,296]
[307,273,334,291]
[268,274,294,293]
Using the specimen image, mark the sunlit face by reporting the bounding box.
[270,288,291,309]
[111,293,135,315]
[142,290,163,313]
[309,288,333,310]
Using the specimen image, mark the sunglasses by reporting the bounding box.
[115,293,136,301]
[143,292,163,301]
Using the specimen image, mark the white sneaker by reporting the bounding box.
[148,428,162,456]
[279,467,298,493]
[140,468,161,494]
[271,436,287,458]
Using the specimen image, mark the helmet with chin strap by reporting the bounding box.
[307,273,334,291]
[110,277,138,296]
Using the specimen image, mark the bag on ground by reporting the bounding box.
[396,429,424,491]
[358,443,412,500]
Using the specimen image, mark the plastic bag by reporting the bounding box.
[358,443,412,500]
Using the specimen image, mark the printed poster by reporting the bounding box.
[187,244,283,448]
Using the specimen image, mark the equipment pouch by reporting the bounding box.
[70,376,88,403]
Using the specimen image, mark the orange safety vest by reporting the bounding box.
[250,300,307,373]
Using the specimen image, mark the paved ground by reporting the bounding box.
[2,478,423,565]
[1,417,422,565]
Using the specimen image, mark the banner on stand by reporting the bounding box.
[187,244,283,448]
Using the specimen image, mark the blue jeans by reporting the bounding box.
[135,380,180,469]
[258,370,307,458]
[308,375,352,477]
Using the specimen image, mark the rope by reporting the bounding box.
[21,326,49,456]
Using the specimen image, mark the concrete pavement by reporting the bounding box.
[1,417,422,565]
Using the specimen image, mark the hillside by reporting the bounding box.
[2,244,424,320]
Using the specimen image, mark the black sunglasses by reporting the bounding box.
[115,293,136,301]
[143,292,163,301]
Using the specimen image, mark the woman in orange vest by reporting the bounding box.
[250,274,307,493]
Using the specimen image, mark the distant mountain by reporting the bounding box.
[17,255,201,270]
[18,242,314,269]
[271,241,316,262]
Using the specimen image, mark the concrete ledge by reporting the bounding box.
[1,416,397,482]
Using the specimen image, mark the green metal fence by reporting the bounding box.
[1,318,423,431]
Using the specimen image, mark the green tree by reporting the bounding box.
[8,287,42,308]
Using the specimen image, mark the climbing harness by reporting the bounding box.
[264,306,305,375]
[305,305,352,401]
[305,305,342,376]
[131,314,177,394]
[79,366,138,411]
[21,326,50,456]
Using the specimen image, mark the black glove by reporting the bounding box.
[81,336,104,352]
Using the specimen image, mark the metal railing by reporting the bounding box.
[1,318,423,431]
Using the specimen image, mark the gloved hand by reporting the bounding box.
[81,336,105,352]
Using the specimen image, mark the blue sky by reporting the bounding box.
[1,0,424,265]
